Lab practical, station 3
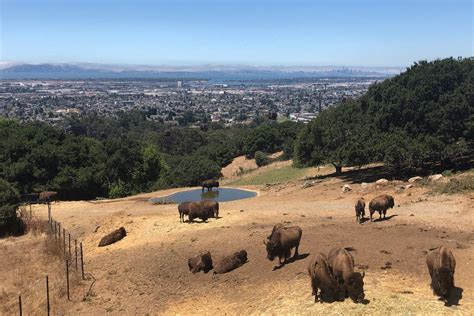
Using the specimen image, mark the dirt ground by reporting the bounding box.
[2,169,474,315]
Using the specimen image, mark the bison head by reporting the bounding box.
[264,238,281,261]
[435,267,454,297]
[387,196,395,208]
[237,250,248,263]
[215,181,220,188]
[348,271,365,303]
[200,251,214,273]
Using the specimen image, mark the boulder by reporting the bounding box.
[428,174,443,182]
[98,227,126,247]
[342,184,352,193]
[376,178,389,185]
[360,182,368,189]
[408,176,423,183]
[302,181,313,189]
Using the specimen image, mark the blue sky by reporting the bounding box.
[1,0,472,67]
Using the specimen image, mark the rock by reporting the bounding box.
[408,176,423,183]
[376,178,389,185]
[428,174,443,182]
[302,181,313,189]
[360,182,368,189]
[404,184,413,189]
[342,184,352,192]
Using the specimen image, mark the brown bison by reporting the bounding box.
[328,247,365,303]
[264,224,302,266]
[98,227,126,247]
[426,246,456,300]
[355,198,366,223]
[199,200,219,219]
[308,253,345,303]
[38,191,58,203]
[188,251,213,273]
[202,179,219,192]
[213,250,248,274]
[368,194,394,221]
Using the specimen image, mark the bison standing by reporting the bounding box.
[264,224,302,266]
[328,247,365,303]
[188,251,213,273]
[199,200,219,219]
[202,179,219,192]
[426,246,456,301]
[213,250,248,274]
[368,194,394,221]
[355,198,366,223]
[308,253,345,303]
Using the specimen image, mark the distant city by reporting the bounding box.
[0,76,383,126]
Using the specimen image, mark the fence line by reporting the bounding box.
[2,203,94,315]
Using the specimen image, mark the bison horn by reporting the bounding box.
[263,239,267,245]
[361,271,365,279]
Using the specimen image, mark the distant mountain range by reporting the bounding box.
[0,62,404,80]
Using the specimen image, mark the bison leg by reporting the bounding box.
[370,211,374,222]
[294,245,299,258]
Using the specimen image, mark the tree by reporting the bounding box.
[0,179,22,237]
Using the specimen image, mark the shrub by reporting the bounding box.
[0,179,23,237]
[255,151,270,167]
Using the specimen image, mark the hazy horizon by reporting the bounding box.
[1,0,472,67]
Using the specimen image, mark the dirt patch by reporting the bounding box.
[221,155,258,179]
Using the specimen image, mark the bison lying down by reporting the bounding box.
[264,224,302,267]
[98,227,126,247]
[308,253,345,303]
[426,246,456,301]
[369,194,394,221]
[213,250,248,274]
[188,251,213,274]
[328,247,365,303]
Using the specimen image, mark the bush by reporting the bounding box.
[255,151,270,167]
[0,179,23,237]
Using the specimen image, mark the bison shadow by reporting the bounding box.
[445,286,463,306]
[272,253,310,271]
[359,217,371,224]
[372,214,398,222]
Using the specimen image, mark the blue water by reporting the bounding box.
[149,187,257,204]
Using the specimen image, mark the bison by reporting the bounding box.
[202,179,219,192]
[368,194,394,221]
[355,198,366,223]
[188,251,213,274]
[98,227,126,247]
[328,247,365,303]
[213,250,248,274]
[264,224,302,266]
[426,246,456,300]
[199,200,219,219]
[308,253,345,303]
[178,202,194,223]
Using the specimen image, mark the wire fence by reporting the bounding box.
[1,203,95,315]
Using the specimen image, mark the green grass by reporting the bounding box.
[227,164,322,186]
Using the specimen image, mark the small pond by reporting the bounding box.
[149,187,257,204]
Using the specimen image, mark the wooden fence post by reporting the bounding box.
[47,203,51,222]
[75,239,78,270]
[46,275,50,316]
[68,233,71,259]
[18,295,22,316]
[80,242,85,280]
[63,228,66,256]
[66,260,70,300]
